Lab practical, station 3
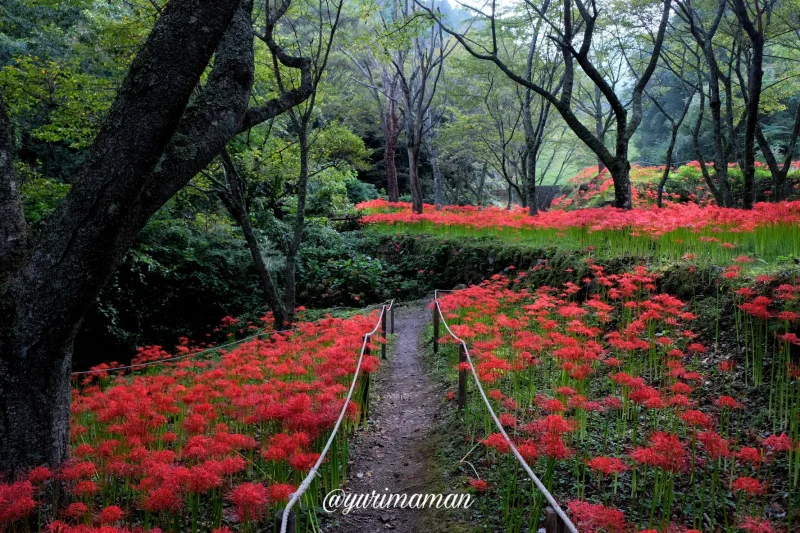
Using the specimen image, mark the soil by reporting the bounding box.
[322,301,445,533]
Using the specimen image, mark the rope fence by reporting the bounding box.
[71,301,395,377]
[279,300,395,533]
[433,289,579,533]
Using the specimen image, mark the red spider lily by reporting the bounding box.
[0,481,37,524]
[739,516,775,533]
[717,395,742,409]
[96,506,124,525]
[266,483,295,504]
[434,267,794,532]
[681,410,713,430]
[762,433,792,453]
[586,456,629,476]
[567,500,627,533]
[733,476,766,496]
[697,431,731,460]
[469,478,487,493]
[631,433,687,473]
[64,502,88,521]
[228,482,268,522]
[482,433,511,454]
[736,447,764,468]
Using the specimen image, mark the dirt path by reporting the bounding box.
[322,301,442,533]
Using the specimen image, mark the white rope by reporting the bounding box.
[434,293,579,533]
[279,300,394,533]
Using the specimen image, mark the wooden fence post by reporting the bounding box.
[277,509,296,533]
[458,343,467,409]
[390,304,395,334]
[361,336,371,425]
[381,307,387,359]
[433,303,440,354]
[545,507,566,533]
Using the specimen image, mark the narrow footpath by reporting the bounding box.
[323,302,442,533]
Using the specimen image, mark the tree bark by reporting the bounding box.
[382,69,401,202]
[385,111,400,202]
[732,0,764,209]
[284,121,309,325]
[407,143,423,214]
[423,111,443,209]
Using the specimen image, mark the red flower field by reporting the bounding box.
[0,313,382,532]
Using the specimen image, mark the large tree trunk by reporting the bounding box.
[407,143,423,214]
[594,85,606,174]
[423,112,443,209]
[0,340,73,476]
[732,0,763,209]
[609,158,632,209]
[284,120,309,325]
[385,112,400,202]
[0,0,242,474]
[525,140,539,215]
[657,130,678,208]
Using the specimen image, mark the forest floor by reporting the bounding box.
[321,301,465,533]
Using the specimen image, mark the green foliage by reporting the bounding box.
[17,164,70,228]
[74,208,267,367]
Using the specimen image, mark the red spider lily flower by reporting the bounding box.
[739,516,775,533]
[602,396,623,410]
[718,360,736,372]
[543,398,566,412]
[733,476,766,496]
[777,332,800,345]
[0,481,37,523]
[143,486,183,513]
[631,432,687,473]
[187,464,222,494]
[517,442,539,462]
[64,502,88,520]
[469,478,487,493]
[228,482,269,522]
[71,479,98,497]
[681,410,713,429]
[288,451,320,472]
[498,413,516,428]
[26,466,52,485]
[762,433,792,453]
[482,433,511,454]
[736,447,763,467]
[717,396,742,409]
[97,505,124,525]
[567,500,627,533]
[267,483,295,503]
[698,431,730,460]
[586,456,629,476]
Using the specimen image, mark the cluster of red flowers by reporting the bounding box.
[0,312,382,531]
[357,198,800,264]
[437,264,795,532]
[358,198,800,239]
